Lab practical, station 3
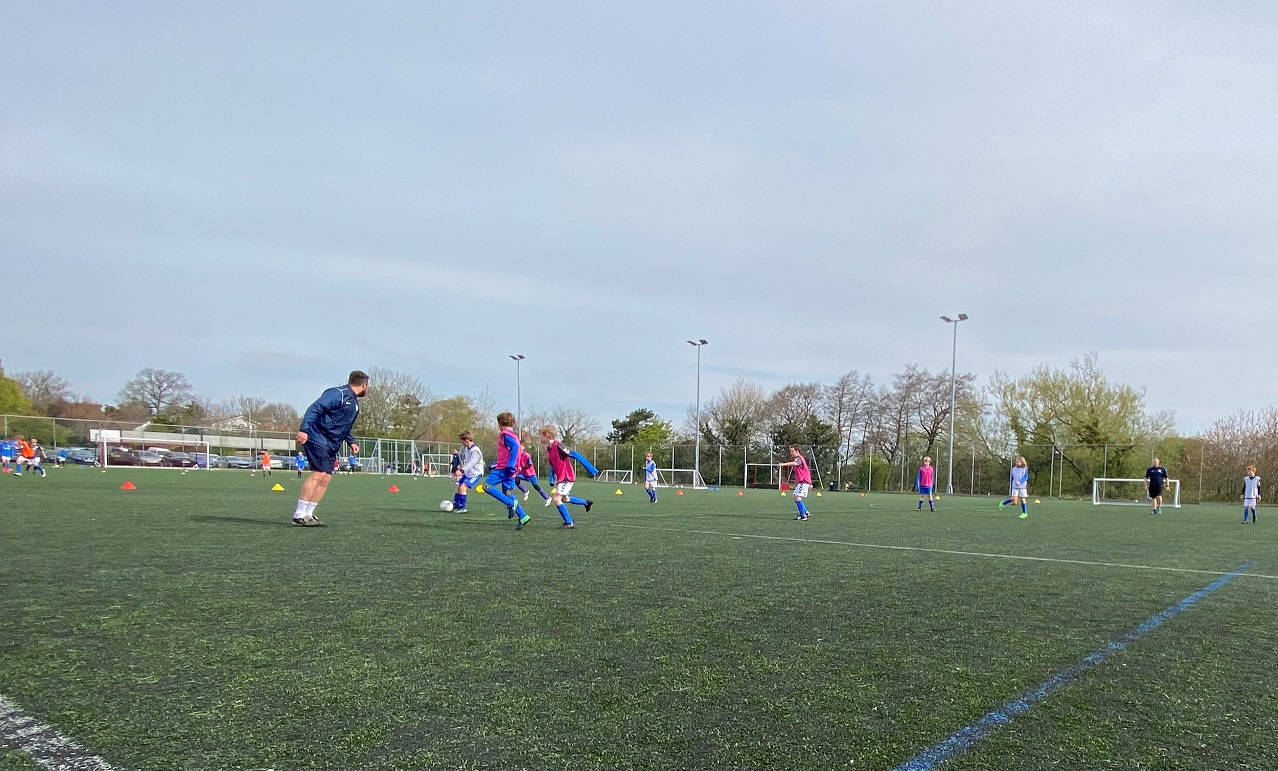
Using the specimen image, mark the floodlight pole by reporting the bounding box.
[687,339,709,479]
[509,354,526,430]
[940,314,969,495]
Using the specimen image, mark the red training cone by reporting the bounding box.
[120,481,136,490]
[676,489,684,496]
[737,490,744,496]
[389,485,400,493]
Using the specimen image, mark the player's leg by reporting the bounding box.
[928,491,935,511]
[1018,492,1028,518]
[793,483,810,519]
[487,471,528,526]
[526,476,549,501]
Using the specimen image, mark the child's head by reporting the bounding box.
[496,412,515,429]
[1015,456,1026,467]
[789,444,801,457]
[922,456,932,466]
[539,425,558,444]
[458,431,473,446]
[1248,464,1257,475]
[645,452,653,460]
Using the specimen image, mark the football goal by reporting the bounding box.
[656,468,707,489]
[1092,477,1181,508]
[744,463,788,489]
[597,469,634,484]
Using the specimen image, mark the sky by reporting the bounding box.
[2,1,1275,434]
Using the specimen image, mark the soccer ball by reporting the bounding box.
[439,500,454,512]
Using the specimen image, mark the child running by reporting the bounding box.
[511,433,550,504]
[539,425,600,528]
[776,444,813,520]
[12,436,37,477]
[916,455,936,511]
[295,451,307,478]
[450,431,484,513]
[999,456,1030,519]
[484,413,532,529]
[643,451,659,503]
[1242,465,1261,524]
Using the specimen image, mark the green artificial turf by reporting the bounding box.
[1,467,1275,770]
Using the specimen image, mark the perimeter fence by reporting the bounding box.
[5,414,1264,503]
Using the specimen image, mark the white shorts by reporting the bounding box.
[1245,497,1259,508]
[645,477,658,488]
[1011,486,1028,498]
[554,481,574,496]
[793,483,811,499]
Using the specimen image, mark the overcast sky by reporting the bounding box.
[3,1,1275,434]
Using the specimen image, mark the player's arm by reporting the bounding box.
[502,434,519,471]
[298,389,336,443]
[563,445,600,477]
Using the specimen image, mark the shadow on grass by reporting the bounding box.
[189,514,294,527]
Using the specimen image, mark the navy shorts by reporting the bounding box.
[919,485,933,495]
[302,442,336,475]
[485,468,515,488]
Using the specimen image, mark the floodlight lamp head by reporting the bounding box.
[940,316,953,323]
[509,354,526,361]
[687,338,709,346]
[958,313,969,321]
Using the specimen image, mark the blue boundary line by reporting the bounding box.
[894,560,1255,771]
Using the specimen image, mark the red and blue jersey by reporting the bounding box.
[792,453,812,485]
[494,428,520,474]
[546,441,575,483]
[917,465,935,489]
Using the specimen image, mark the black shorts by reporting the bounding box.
[303,442,336,475]
[1148,486,1164,498]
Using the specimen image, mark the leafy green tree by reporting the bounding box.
[0,372,32,415]
[607,408,656,443]
[633,418,675,447]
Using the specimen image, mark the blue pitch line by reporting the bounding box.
[894,560,1255,771]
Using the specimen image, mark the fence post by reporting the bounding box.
[718,445,722,487]
[1198,442,1204,504]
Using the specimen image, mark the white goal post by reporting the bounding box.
[1092,477,1181,508]
[597,469,634,484]
[655,468,707,489]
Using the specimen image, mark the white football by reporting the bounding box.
[438,500,454,512]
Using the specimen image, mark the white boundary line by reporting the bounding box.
[599,523,1278,580]
[0,695,118,771]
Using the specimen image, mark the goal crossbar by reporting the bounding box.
[597,469,634,484]
[1092,477,1181,508]
[655,468,706,489]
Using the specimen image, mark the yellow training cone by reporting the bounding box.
[614,488,624,495]
[1034,499,1041,504]
[475,484,485,494]
[271,483,285,491]
[816,491,823,497]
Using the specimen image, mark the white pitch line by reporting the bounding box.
[0,695,118,771]
[599,523,1278,580]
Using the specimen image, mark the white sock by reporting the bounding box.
[305,501,318,516]
[294,500,309,518]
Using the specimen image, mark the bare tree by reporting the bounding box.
[13,370,73,416]
[767,383,824,430]
[358,367,432,438]
[697,379,770,446]
[912,369,977,458]
[118,368,193,416]
[824,370,874,468]
[548,406,601,445]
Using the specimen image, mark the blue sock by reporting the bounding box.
[568,495,589,507]
[796,500,808,516]
[917,501,923,510]
[1021,502,1027,513]
[486,485,515,507]
[534,484,549,500]
[649,489,657,501]
[929,500,935,511]
[1001,497,1012,506]
[556,503,573,525]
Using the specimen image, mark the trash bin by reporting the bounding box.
[828,480,836,492]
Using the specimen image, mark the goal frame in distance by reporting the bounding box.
[1092,477,1181,508]
[597,469,634,484]
[655,468,707,489]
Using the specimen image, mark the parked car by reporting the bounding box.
[191,452,220,469]
[220,456,253,469]
[105,447,141,466]
[65,448,98,466]
[163,452,196,468]
[136,451,166,467]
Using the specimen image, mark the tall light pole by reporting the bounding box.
[939,314,969,495]
[686,339,709,478]
[509,354,526,429]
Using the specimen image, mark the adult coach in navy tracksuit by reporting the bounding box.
[291,370,369,526]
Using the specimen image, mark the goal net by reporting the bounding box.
[597,469,634,484]
[1092,477,1181,508]
[744,463,788,489]
[98,436,212,471]
[656,468,707,489]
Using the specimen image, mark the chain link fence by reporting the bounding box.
[4,413,1261,503]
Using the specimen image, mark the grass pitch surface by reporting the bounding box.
[2,467,1276,770]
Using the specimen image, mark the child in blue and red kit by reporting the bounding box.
[484,412,532,529]
[916,456,936,511]
[776,444,813,521]
[505,433,550,505]
[539,425,600,528]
